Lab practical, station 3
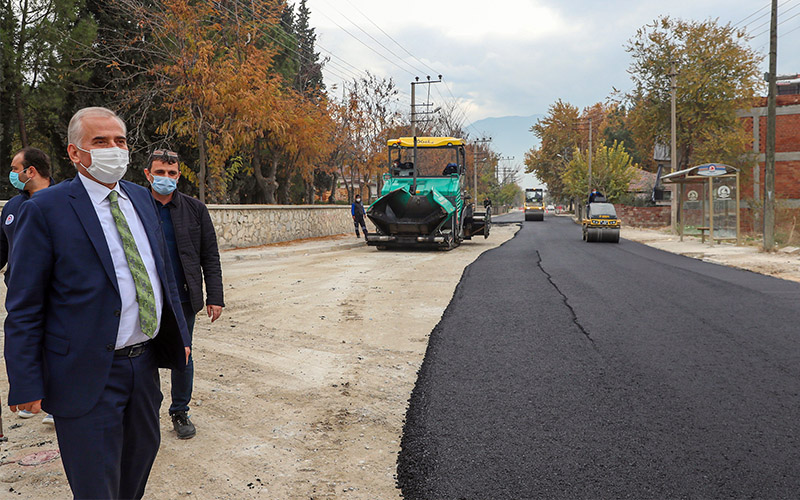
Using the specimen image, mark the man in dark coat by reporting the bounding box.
[589,188,604,203]
[1,147,54,276]
[2,147,56,424]
[144,147,224,439]
[4,106,190,499]
[352,194,368,238]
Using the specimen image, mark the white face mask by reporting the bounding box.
[75,145,129,184]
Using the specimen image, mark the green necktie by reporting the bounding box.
[108,190,157,338]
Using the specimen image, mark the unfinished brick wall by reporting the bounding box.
[740,95,800,201]
[613,205,670,228]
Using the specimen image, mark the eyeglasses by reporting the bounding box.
[151,149,179,164]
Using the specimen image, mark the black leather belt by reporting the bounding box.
[114,341,151,358]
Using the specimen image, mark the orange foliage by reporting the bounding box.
[136,0,333,202]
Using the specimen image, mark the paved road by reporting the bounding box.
[398,214,800,499]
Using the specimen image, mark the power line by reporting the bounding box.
[314,0,425,76]
[747,0,798,34]
[218,0,469,125]
[336,0,441,76]
[776,17,800,38]
[752,8,800,38]
[308,3,416,77]
[310,1,485,131]
[309,0,479,128]
[213,0,368,86]
[734,2,772,27]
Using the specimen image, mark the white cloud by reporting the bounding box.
[308,0,795,124]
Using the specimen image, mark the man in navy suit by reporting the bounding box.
[4,107,190,499]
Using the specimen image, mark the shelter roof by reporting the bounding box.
[387,137,465,148]
[661,163,739,183]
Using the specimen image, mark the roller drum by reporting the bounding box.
[586,227,619,243]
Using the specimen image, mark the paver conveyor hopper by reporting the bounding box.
[366,137,490,250]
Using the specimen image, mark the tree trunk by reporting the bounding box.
[339,164,351,203]
[277,170,290,204]
[305,180,314,204]
[252,140,268,204]
[14,87,28,148]
[328,170,338,203]
[264,156,278,204]
[196,124,207,204]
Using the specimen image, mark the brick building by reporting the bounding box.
[738,94,800,204]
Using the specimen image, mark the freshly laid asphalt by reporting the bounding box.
[397,212,800,499]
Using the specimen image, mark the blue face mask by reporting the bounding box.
[150,175,177,195]
[9,170,29,190]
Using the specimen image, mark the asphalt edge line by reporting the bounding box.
[395,222,523,498]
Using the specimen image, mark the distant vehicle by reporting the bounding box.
[524,188,545,221]
[546,204,555,212]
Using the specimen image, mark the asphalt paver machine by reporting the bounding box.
[366,137,490,250]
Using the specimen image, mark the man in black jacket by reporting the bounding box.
[2,147,56,425]
[144,148,224,439]
[2,147,54,276]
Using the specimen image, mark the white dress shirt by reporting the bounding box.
[78,173,163,348]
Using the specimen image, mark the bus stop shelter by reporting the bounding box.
[660,163,740,245]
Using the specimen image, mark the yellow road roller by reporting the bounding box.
[582,202,620,243]
[524,188,545,221]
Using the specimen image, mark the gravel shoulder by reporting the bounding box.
[621,225,800,283]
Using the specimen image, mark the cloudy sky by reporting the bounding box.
[306,0,799,128]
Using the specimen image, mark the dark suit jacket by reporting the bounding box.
[166,191,224,314]
[0,191,30,274]
[1,179,56,282]
[3,175,190,418]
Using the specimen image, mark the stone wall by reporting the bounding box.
[207,205,357,249]
[613,204,671,228]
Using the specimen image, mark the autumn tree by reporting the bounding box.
[601,104,645,168]
[332,73,400,203]
[561,140,638,202]
[524,99,581,199]
[625,16,762,171]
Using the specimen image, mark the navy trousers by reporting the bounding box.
[54,347,162,500]
[354,218,367,236]
[169,302,196,415]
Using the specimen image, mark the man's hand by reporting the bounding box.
[10,399,42,414]
[185,347,191,365]
[207,304,223,323]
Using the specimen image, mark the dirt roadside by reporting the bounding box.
[0,224,519,500]
[620,225,800,284]
[0,218,798,499]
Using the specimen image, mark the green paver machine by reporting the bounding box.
[366,137,490,250]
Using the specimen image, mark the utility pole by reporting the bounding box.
[472,137,492,203]
[669,60,678,232]
[764,0,778,251]
[587,117,593,197]
[410,75,442,194]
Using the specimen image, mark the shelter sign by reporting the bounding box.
[697,164,727,177]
